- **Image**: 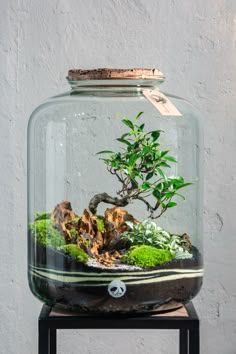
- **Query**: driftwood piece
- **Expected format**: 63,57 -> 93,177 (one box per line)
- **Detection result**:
179,233 -> 192,252
78,208 -> 97,237
77,209 -> 104,255
50,201 -> 139,266
103,207 -> 139,249
91,231 -> 104,255
51,201 -> 78,240
97,250 -> 122,267
105,207 -> 138,233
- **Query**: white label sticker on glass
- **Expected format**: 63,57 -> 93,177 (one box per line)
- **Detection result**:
143,90 -> 182,116
108,279 -> 126,298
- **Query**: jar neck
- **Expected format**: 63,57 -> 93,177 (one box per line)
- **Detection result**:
67,78 -> 164,92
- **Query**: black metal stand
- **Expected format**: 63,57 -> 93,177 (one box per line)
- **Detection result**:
38,302 -> 200,354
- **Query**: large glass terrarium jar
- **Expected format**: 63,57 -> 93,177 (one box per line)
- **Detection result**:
28,68 -> 203,313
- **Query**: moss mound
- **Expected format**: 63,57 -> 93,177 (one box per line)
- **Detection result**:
35,212 -> 51,220
62,244 -> 88,264
30,219 -> 65,249
122,245 -> 173,268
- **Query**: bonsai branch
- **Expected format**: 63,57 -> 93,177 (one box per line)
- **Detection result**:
89,193 -> 130,214
136,196 -> 162,219
88,189 -> 165,219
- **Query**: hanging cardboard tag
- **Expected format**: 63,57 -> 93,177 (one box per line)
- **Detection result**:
143,90 -> 182,116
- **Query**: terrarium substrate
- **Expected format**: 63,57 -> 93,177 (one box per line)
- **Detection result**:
28,201 -> 203,313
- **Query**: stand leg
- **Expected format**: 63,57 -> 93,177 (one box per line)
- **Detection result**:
50,328 -> 57,354
179,329 -> 188,354
189,328 -> 200,354
38,322 -> 49,354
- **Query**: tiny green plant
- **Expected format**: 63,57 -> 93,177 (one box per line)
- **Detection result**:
69,228 -> 77,239
121,220 -> 192,259
96,217 -> 105,233
89,112 -> 191,218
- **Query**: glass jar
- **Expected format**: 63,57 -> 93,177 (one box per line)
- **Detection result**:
28,68 -> 203,313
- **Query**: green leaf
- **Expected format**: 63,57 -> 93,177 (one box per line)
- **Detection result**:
176,182 -> 192,190
96,150 -> 114,155
159,161 -> 171,168
166,202 -> 177,208
141,182 -> 151,190
160,150 -> 169,157
153,189 -> 161,199
165,192 -> 175,199
146,172 -> 154,180
164,156 -> 177,163
156,168 -> 166,180
116,138 -> 131,146
168,176 -> 184,185
98,158 -> 109,162
151,130 -> 162,141
128,154 -> 138,166
122,119 -> 134,129
135,111 -> 144,121
138,123 -> 145,131
156,182 -> 164,191
111,161 -> 118,167
142,146 -> 152,155
114,152 -> 122,161
120,132 -> 130,139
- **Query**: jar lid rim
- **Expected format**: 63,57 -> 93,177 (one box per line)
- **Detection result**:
67,68 -> 164,81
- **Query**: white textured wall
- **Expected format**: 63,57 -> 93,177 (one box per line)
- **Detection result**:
0,1 -> 236,353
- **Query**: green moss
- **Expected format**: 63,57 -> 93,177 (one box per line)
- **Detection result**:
62,244 -> 88,264
30,219 -> 65,249
122,245 -> 173,268
35,211 -> 51,220
96,217 -> 105,233
69,229 -> 77,237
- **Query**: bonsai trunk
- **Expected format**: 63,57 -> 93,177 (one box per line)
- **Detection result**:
88,193 -> 129,214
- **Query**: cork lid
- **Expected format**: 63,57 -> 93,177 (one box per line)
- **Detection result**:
67,68 -> 164,81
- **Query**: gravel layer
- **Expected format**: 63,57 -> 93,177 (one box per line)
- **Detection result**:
87,257 -> 142,271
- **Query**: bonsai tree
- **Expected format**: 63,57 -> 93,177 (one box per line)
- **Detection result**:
89,112 -> 191,219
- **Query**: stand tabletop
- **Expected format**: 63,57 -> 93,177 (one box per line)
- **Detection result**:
39,302 -> 199,330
